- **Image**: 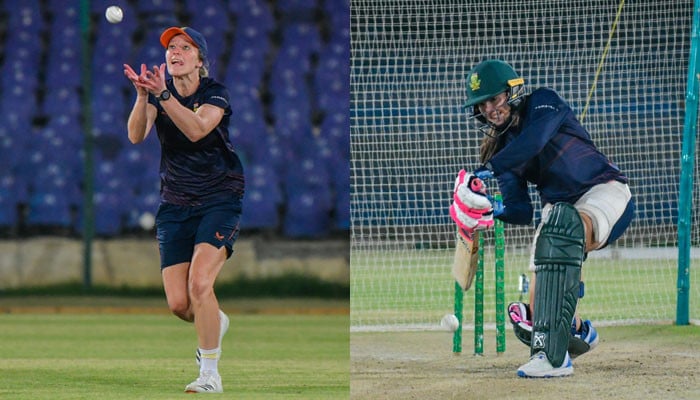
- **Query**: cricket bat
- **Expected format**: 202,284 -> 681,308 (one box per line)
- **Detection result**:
452,230 -> 480,291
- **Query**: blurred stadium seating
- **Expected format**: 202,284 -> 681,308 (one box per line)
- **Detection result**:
0,0 -> 349,239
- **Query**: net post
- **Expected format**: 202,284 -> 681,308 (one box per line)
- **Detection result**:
676,0 -> 700,326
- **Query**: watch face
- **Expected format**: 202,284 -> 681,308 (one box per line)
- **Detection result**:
160,90 -> 170,100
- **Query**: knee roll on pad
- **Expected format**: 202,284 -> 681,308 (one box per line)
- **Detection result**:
531,202 -> 585,367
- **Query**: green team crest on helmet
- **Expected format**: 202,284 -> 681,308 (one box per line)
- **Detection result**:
464,59 -> 524,107
470,73 -> 481,92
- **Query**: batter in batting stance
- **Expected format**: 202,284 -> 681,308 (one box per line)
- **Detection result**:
124,27 -> 244,392
449,59 -> 634,377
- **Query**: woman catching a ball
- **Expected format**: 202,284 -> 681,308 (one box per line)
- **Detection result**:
123,27 -> 244,393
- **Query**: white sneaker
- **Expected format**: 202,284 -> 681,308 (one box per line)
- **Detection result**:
517,351 -> 573,378
196,310 -> 229,365
218,310 -> 229,349
184,371 -> 223,393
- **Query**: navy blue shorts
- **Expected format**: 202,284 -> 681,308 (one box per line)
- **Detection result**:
155,199 -> 242,269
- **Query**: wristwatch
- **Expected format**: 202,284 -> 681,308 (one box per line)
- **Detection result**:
157,89 -> 171,101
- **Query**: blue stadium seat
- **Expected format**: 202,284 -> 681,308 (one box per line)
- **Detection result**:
42,113 -> 84,151
323,0 -> 350,21
93,191 -> 126,236
2,57 -> 40,93
330,156 -> 350,230
134,37 -> 167,69
323,0 -> 350,41
334,185 -> 350,230
270,75 -> 312,141
94,160 -> 129,194
88,0 -> 131,14
320,111 -> 350,159
230,105 -> 268,165
33,162 -> 82,207
183,0 -> 226,15
134,0 -> 177,14
26,179 -> 76,228
225,39 -> 270,88
50,20 -> 79,42
277,0 -> 318,18
240,163 -> 282,230
0,128 -> 23,172
2,0 -> 350,238
92,59 -> 128,85
273,103 -> 312,150
46,28 -> 80,76
257,133 -> 287,177
232,20 -> 273,52
283,186 -> 332,238
47,0 -> 79,15
229,0 -> 275,32
285,155 -> 330,194
123,191 -> 160,232
92,83 -> 126,126
0,183 -> 18,227
118,147 -> 150,179
135,173 -> 161,209
42,86 -> 82,117
185,0 -> 229,65
7,2 -> 43,32
280,22 -> 321,58
314,41 -> 350,114
283,153 -> 333,238
1,86 -> 38,124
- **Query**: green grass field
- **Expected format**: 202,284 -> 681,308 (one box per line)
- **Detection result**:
0,313 -> 349,399
351,248 -> 700,328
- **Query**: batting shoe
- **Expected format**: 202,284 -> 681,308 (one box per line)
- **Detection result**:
195,310 -> 230,365
517,351 -> 573,378
575,319 -> 599,350
185,370 -> 223,393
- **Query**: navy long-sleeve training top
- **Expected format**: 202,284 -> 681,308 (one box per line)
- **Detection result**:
484,88 -> 627,225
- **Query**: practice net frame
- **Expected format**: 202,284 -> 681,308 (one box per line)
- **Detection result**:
350,0 -> 699,332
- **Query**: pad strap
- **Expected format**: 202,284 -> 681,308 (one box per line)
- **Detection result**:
531,203 -> 585,367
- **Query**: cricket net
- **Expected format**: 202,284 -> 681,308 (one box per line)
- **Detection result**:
350,0 -> 699,331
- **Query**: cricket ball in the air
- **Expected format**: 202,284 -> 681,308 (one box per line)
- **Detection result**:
105,6 -> 123,24
440,314 -> 460,332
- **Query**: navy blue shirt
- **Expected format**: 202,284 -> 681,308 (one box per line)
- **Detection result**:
148,77 -> 245,206
485,88 -> 627,225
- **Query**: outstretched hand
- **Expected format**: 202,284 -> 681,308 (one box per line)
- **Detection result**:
123,63 -> 167,96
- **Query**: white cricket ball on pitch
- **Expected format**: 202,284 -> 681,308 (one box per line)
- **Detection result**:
105,6 -> 123,24
440,314 -> 460,332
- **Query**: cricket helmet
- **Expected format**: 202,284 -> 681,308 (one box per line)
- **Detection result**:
463,59 -> 524,109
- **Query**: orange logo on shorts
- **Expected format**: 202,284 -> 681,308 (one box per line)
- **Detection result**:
215,232 -> 225,241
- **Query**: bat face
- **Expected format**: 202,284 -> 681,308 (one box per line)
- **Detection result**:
453,230 -> 480,291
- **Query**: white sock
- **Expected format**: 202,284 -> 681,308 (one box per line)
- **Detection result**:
199,347 -> 220,375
